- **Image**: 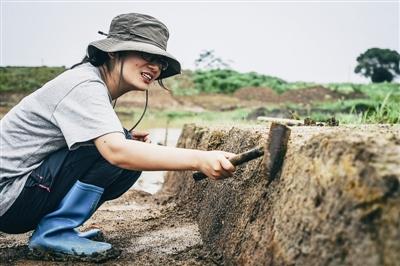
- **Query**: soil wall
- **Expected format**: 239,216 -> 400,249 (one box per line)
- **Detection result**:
162,123 -> 400,266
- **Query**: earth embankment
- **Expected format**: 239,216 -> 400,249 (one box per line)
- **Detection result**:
163,123 -> 400,265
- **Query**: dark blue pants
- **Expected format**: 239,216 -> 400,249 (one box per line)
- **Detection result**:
0,130 -> 141,234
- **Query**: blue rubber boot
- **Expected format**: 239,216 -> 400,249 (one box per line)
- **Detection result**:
28,181 -> 117,261
76,228 -> 103,240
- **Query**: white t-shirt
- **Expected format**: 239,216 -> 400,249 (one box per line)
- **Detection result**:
0,63 -> 124,216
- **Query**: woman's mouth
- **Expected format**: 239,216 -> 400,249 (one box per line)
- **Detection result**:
141,72 -> 153,83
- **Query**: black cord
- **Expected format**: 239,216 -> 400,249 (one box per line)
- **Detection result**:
129,90 -> 148,132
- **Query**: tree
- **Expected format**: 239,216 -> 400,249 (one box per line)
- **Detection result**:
194,50 -> 231,69
355,48 -> 400,83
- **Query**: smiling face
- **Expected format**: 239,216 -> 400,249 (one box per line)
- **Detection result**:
119,52 -> 162,91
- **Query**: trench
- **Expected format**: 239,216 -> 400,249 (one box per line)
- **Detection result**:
1,123 -> 399,265
163,123 -> 400,266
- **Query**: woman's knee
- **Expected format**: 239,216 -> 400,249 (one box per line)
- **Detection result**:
100,170 -> 141,202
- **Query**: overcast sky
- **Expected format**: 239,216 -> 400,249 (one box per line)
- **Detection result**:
1,0 -> 399,83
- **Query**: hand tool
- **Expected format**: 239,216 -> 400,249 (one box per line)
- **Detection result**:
192,122 -> 291,182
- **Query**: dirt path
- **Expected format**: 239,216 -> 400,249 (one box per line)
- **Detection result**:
0,188 -> 221,265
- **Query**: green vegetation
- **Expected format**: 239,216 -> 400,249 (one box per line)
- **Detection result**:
354,48 -> 400,83
0,66 -> 66,92
167,69 -> 315,95
328,83 -> 400,124
1,66 -> 398,124
192,69 -> 285,94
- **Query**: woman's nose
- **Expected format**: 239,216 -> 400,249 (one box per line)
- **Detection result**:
147,63 -> 161,73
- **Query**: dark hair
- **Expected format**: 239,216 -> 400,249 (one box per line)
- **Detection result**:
70,47 -> 168,90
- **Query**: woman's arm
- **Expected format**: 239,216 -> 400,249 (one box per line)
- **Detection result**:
94,132 -> 236,179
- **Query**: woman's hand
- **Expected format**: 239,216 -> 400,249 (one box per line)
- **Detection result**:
197,151 -> 236,180
131,130 -> 151,143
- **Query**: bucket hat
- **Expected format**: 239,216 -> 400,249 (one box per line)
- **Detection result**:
88,13 -> 181,79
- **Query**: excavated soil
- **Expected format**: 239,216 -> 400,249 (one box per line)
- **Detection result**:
0,189 -> 220,265
163,123 -> 400,266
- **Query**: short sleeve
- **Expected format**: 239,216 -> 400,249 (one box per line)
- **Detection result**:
52,80 -> 124,149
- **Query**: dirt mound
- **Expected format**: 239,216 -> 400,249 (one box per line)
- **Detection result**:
280,86 -> 345,104
117,85 -> 181,109
176,94 -> 243,111
163,124 -> 400,265
234,86 -> 355,104
233,87 -> 279,102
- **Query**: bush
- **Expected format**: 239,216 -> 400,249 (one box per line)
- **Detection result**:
192,69 -> 287,94
0,66 -> 66,92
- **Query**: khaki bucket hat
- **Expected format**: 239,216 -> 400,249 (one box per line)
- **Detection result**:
88,13 -> 181,79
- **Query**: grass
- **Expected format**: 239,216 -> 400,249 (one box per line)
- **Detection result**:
0,66 -> 66,92
361,92 -> 400,124
281,93 -> 399,124
1,66 -> 399,124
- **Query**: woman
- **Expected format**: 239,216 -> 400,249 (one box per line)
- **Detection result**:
0,13 -> 235,260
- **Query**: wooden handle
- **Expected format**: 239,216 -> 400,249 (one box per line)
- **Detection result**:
192,172 -> 209,181
192,146 -> 264,182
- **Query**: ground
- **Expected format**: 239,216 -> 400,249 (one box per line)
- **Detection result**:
97,85 -> 361,112
0,188 -> 221,265
163,124 -> 400,266
0,86 -> 395,265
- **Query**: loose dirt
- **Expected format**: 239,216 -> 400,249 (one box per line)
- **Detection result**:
233,86 -> 279,103
234,85 -> 364,105
0,189 -> 220,265
163,123 -> 400,266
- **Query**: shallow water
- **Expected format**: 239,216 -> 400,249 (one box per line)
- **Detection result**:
131,128 -> 182,194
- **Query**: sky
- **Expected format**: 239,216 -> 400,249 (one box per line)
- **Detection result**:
1,0 -> 399,84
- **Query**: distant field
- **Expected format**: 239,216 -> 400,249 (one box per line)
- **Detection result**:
0,66 -> 399,124
0,66 -> 66,92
